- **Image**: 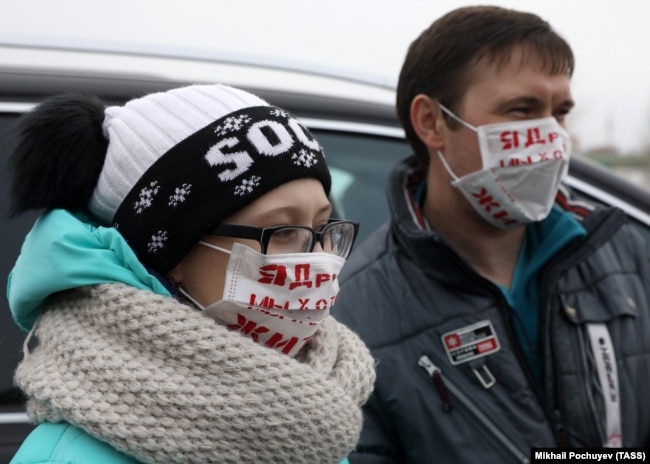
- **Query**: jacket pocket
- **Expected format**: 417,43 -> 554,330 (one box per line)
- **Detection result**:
556,288 -> 632,447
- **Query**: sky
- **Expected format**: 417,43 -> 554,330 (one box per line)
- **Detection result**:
2,0 -> 650,154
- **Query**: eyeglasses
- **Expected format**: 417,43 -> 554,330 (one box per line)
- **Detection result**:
210,218 -> 359,258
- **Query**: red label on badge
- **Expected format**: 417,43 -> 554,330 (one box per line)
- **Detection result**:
441,320 -> 500,365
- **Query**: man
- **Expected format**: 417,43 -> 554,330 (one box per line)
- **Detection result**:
332,5 -> 650,463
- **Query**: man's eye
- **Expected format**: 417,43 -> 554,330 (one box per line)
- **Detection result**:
553,109 -> 570,124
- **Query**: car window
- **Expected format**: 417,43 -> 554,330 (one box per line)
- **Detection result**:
311,130 -> 409,245
565,177 -> 650,250
0,114 -> 39,410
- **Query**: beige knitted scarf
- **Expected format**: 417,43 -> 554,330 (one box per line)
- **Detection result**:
15,283 -> 376,463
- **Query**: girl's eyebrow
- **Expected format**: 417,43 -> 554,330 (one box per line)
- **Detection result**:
253,203 -> 333,223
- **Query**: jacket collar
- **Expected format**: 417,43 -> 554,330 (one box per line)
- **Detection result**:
386,155 -> 620,290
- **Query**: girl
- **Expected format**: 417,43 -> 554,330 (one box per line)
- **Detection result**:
7,84 -> 375,464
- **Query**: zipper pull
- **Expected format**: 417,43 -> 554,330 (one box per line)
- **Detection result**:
418,355 -> 452,412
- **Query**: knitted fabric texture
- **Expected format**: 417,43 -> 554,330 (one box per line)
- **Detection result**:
89,84 -> 331,274
15,284 -> 376,464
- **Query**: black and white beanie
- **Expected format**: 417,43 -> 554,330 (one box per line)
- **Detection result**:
9,84 -> 331,275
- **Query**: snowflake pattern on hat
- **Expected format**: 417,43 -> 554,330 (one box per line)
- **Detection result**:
169,183 -> 192,207
112,105 -> 331,275
292,149 -> 319,168
147,230 -> 168,254
235,175 -> 261,196
215,114 -> 253,136
134,181 -> 160,214
270,108 -> 288,118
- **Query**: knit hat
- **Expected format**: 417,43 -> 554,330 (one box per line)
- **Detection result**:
9,84 -> 331,275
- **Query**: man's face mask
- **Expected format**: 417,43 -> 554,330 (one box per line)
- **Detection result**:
436,103 -> 572,229
180,242 -> 346,357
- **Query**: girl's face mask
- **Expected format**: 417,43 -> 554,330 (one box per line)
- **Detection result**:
180,242 -> 346,357
437,103 -> 571,229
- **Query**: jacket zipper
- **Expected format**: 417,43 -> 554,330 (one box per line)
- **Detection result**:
418,355 -> 530,464
440,246 -> 566,445
536,208 -> 625,448
541,294 -> 570,447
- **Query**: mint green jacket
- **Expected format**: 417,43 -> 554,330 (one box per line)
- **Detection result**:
11,423 -> 351,464
11,423 -> 135,464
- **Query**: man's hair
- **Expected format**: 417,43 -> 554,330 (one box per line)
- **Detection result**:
396,6 -> 575,168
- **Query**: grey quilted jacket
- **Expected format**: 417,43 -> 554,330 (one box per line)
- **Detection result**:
332,156 -> 650,463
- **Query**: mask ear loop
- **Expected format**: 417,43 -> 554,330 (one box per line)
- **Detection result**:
437,103 -> 478,132
198,241 -> 232,254
436,150 -> 460,182
171,241 -> 233,311
177,286 -> 206,311
167,275 -> 204,310
436,103 -> 479,182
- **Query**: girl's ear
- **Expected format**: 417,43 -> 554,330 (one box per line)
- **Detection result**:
410,94 -> 446,151
8,93 -> 108,216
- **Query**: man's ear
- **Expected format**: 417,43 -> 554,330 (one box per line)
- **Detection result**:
410,94 -> 445,150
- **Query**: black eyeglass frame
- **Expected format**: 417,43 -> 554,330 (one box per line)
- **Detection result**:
210,218 -> 360,257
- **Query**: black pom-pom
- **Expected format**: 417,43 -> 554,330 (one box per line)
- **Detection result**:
7,93 -> 108,216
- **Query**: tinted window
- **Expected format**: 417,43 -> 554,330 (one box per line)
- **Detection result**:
0,114 -> 39,410
312,130 -> 408,245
